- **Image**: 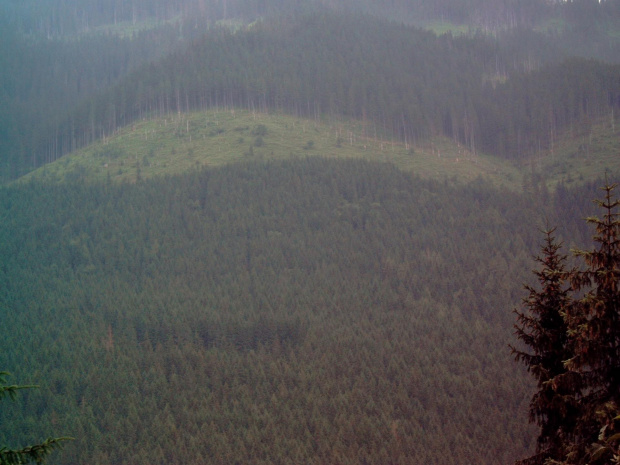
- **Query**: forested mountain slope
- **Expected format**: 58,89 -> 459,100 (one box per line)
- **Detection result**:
0,15 -> 203,181
4,0 -> 620,38
2,1 -> 619,463
2,4 -> 619,182
8,11 -> 617,183
0,156 -> 607,464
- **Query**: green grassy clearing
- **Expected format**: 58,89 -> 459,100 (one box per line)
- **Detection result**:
19,109 -> 619,191
524,118 -> 620,190
533,18 -> 568,35
419,20 -> 470,36
74,15 -> 182,39
73,16 -> 246,39
20,109 -> 522,188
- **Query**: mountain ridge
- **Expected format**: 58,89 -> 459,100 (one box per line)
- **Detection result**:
16,109 -> 619,192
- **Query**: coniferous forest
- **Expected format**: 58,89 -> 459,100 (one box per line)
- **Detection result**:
1,1 -> 620,181
1,0 -> 620,464
0,158 -> 613,464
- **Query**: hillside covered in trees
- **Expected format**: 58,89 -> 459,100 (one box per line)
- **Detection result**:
3,0 -> 620,36
0,156 -> 609,464
1,1 -> 620,464
1,0 -> 619,181
36,14 -> 619,167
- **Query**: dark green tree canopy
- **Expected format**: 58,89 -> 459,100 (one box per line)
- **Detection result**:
514,182 -> 620,465
512,229 -> 577,465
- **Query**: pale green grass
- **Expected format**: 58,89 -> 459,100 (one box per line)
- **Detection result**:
524,118 -> 620,190
75,16 -> 244,39
419,21 -> 470,36
606,25 -> 620,40
75,16 -> 182,39
534,18 -> 568,35
21,109 -> 525,189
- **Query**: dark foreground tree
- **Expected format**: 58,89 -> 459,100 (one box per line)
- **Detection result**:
563,182 -> 620,465
512,229 -> 578,465
514,182 -> 620,465
0,371 -> 72,465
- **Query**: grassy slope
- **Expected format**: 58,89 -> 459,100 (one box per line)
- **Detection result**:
73,16 -> 181,38
19,109 -> 619,189
73,16 -> 246,39
525,118 -> 620,190
20,109 -> 522,187
418,20 -> 470,36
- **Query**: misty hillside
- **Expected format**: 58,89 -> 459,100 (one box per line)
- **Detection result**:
1,2 -> 619,182
1,1 -> 620,464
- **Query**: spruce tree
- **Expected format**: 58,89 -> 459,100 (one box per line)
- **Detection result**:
512,229 -> 577,465
0,371 -> 72,465
514,182 -> 620,465
562,181 -> 620,465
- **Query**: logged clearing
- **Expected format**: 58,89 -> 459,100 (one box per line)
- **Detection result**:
20,109 -> 619,190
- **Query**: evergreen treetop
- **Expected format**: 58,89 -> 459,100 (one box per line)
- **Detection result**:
0,372 -> 72,465
512,229 -> 577,465
515,182 -> 620,465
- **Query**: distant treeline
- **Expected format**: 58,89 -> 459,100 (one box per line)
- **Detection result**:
3,0 -> 620,36
0,19 -> 198,180
21,14 -> 620,171
1,4 -> 619,181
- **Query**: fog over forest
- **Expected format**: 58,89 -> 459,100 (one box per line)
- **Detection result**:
1,1 -> 619,464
